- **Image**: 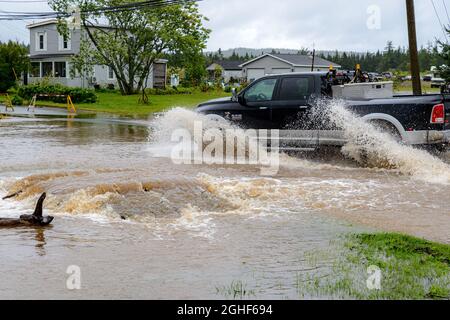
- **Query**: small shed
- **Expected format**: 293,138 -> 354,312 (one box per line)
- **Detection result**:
149,59 -> 168,89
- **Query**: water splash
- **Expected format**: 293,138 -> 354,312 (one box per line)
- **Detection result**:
148,107 -> 269,166
318,99 -> 450,184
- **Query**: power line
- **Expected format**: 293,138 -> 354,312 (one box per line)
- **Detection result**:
443,0 -> 450,24
430,0 -> 448,42
84,0 -> 201,15
0,1 -> 48,2
0,0 -> 200,20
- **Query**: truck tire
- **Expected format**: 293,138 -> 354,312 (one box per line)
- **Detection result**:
205,114 -> 228,126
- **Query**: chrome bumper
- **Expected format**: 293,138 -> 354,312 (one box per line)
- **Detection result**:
444,130 -> 450,143
403,130 -> 450,145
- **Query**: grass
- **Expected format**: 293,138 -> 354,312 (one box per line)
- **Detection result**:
298,233 -> 450,300
394,80 -> 441,93
215,280 -> 256,299
0,80 -> 441,116
0,90 -> 229,116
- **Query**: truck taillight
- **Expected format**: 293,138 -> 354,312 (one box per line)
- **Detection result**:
431,104 -> 445,124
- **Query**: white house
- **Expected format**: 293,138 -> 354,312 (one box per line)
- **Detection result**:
239,53 -> 341,82
27,19 -> 168,89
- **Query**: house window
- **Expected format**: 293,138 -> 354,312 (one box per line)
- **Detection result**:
30,62 -> 40,77
41,62 -> 53,77
108,66 -> 115,80
54,62 -> 67,78
36,32 -> 46,51
58,33 -> 71,51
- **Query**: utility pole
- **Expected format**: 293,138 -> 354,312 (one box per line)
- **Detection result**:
311,43 -> 315,72
406,0 -> 422,95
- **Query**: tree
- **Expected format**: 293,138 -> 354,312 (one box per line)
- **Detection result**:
438,27 -> 450,83
183,53 -> 207,87
297,47 -> 310,55
49,0 -> 210,95
217,48 -> 224,60
0,41 -> 29,92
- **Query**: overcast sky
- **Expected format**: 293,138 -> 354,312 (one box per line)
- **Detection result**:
0,0 -> 448,52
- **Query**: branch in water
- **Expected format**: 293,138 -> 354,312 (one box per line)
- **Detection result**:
2,190 -> 23,200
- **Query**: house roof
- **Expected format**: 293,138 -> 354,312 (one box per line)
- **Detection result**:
207,60 -> 244,71
27,19 -> 59,29
26,18 -> 111,30
240,53 -> 341,68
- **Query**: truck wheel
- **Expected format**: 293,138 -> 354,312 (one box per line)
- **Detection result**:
370,120 -> 403,143
205,114 -> 228,126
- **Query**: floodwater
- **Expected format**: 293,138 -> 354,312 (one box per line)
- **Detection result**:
0,103 -> 449,299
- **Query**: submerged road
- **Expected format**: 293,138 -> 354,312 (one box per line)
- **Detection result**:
0,107 -> 449,299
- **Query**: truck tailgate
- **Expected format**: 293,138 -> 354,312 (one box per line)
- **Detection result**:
445,94 -> 450,131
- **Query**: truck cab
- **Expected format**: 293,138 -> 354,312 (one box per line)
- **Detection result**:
198,72 -> 322,128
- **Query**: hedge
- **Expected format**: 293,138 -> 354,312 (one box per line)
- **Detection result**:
18,84 -> 97,103
145,87 -> 193,95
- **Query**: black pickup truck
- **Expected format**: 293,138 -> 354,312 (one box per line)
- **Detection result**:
196,72 -> 450,150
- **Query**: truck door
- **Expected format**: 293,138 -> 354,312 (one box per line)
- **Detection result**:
270,75 -> 318,148
239,77 -> 277,129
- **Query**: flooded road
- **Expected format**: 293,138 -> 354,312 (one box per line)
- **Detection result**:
0,107 -> 449,299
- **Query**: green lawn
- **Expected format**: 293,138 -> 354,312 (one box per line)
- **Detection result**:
0,81 -> 442,117
1,90 -> 230,116
299,232 -> 450,299
394,80 -> 441,94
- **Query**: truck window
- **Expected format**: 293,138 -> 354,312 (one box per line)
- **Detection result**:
278,77 -> 313,100
244,78 -> 277,102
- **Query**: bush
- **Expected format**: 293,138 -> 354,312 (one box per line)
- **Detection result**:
18,84 -> 97,103
11,95 -> 23,105
145,87 -> 193,95
94,83 -> 117,93
199,82 -> 213,92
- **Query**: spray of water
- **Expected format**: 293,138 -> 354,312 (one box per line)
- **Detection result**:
319,99 -> 450,184
148,107 -> 268,164
148,105 -> 450,184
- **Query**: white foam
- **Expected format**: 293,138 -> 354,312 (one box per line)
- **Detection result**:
322,100 -> 450,184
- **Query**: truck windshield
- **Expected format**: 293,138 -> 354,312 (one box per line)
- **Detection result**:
244,78 -> 277,102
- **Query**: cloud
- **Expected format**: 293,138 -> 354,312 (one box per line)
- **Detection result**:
0,0 -> 447,51
198,0 -> 448,51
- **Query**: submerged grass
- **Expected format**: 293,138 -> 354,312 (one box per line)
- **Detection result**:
299,232 -> 450,300
215,280 -> 256,300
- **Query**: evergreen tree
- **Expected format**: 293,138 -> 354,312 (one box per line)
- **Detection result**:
438,27 -> 450,82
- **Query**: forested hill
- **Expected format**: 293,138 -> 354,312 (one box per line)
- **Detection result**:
206,41 -> 446,73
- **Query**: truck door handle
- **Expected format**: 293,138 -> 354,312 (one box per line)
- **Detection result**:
298,106 -> 309,109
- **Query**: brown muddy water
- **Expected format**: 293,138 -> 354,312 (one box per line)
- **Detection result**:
0,105 -> 449,299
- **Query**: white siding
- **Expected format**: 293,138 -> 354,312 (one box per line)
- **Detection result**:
223,70 -> 242,82
247,69 -> 265,81
243,56 -> 291,81
271,68 -> 292,74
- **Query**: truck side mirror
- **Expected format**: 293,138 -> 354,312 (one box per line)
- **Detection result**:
231,88 -> 238,101
238,94 -> 246,106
